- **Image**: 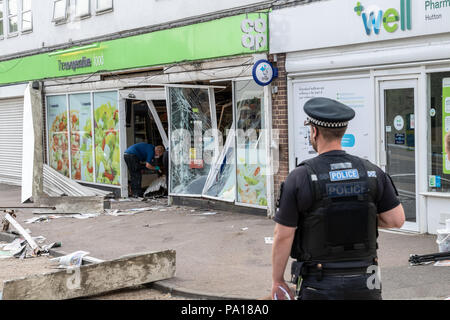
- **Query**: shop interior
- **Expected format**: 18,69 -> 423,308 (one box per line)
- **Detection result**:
124,81 -> 234,197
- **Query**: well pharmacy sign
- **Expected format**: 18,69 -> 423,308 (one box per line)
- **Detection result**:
270,0 -> 450,53
354,0 -> 412,35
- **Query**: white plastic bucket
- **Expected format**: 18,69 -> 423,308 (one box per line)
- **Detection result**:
436,219 -> 450,253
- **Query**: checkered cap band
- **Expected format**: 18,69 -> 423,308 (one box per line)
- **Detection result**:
307,117 -> 349,128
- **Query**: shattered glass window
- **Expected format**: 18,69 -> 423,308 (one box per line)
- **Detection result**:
169,87 -> 214,195
235,80 -> 267,207
203,128 -> 236,201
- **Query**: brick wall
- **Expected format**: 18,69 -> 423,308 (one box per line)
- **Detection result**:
269,53 -> 289,204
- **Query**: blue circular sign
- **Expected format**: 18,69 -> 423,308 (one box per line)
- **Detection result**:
252,60 -> 276,86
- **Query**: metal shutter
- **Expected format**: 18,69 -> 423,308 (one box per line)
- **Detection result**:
0,97 -> 23,186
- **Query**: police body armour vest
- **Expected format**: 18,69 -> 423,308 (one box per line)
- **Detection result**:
291,153 -> 379,263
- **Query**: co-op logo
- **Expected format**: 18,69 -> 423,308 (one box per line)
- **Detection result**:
354,0 -> 412,35
241,17 -> 267,50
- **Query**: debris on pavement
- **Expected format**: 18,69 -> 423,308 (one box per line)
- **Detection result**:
241,227 -> 249,231
409,251 -> 450,266
51,251 -> 90,269
24,213 -> 100,224
1,210 -> 16,232
434,260 -> 450,267
189,211 -> 218,216
104,207 -> 163,217
143,176 -> 167,197
1,213 -> 63,260
264,237 -> 274,244
4,213 -> 39,254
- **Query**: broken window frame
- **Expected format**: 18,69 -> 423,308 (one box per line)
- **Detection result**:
164,80 -> 271,209
166,84 -> 221,198
234,79 -> 269,209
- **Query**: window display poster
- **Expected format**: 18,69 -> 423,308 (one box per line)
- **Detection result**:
292,78 -> 374,166
442,79 -> 450,174
235,80 -> 268,207
93,91 -> 120,185
69,94 -> 93,182
47,95 -> 70,177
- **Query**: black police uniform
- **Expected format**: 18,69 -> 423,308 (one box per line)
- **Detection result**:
274,98 -> 400,300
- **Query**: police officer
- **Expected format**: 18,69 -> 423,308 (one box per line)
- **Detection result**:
271,97 -> 405,300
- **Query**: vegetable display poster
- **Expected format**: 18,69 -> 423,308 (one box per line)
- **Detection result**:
443,78 -> 450,174
93,91 -> 120,185
235,81 -> 267,207
47,95 -> 70,177
70,94 -> 93,182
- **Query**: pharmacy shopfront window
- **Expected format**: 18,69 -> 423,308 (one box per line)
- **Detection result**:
428,73 -> 450,192
46,91 -> 121,186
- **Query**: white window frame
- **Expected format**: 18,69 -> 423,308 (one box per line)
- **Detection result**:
95,0 -> 113,15
52,0 -> 68,24
74,0 -> 91,19
0,0 -> 4,39
7,0 -> 18,36
21,0 -> 32,33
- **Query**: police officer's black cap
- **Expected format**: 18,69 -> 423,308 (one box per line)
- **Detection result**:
304,97 -> 355,128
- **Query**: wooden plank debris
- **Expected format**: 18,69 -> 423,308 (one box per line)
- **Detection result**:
1,250 -> 176,300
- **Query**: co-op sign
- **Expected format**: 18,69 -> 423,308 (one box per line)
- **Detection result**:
241,17 -> 267,50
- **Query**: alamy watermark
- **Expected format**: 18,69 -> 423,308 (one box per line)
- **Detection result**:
366,265 -> 382,290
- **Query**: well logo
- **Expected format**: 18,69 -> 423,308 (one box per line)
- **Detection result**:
354,0 -> 412,35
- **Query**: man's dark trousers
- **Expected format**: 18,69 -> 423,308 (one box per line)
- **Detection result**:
124,153 -> 143,197
298,274 -> 382,300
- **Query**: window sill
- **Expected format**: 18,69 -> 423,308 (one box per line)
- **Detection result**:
21,30 -> 33,35
7,33 -> 19,38
420,192 -> 450,199
53,19 -> 68,26
73,14 -> 92,21
95,8 -> 113,16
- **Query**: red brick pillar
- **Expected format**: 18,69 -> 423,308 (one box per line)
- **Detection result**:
269,53 -> 289,209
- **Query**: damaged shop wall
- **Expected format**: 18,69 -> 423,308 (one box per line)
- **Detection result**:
21,82 -> 108,213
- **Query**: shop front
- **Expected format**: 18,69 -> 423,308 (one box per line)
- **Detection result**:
270,0 -> 450,233
4,12 -> 275,214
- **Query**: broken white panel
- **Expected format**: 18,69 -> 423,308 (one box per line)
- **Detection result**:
43,164 -> 112,197
21,83 -> 33,203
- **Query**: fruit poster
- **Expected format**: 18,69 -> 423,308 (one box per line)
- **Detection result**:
94,91 -> 120,185
69,94 -> 94,182
47,95 -> 70,177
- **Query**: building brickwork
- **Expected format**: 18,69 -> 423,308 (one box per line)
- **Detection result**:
269,53 -> 289,206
